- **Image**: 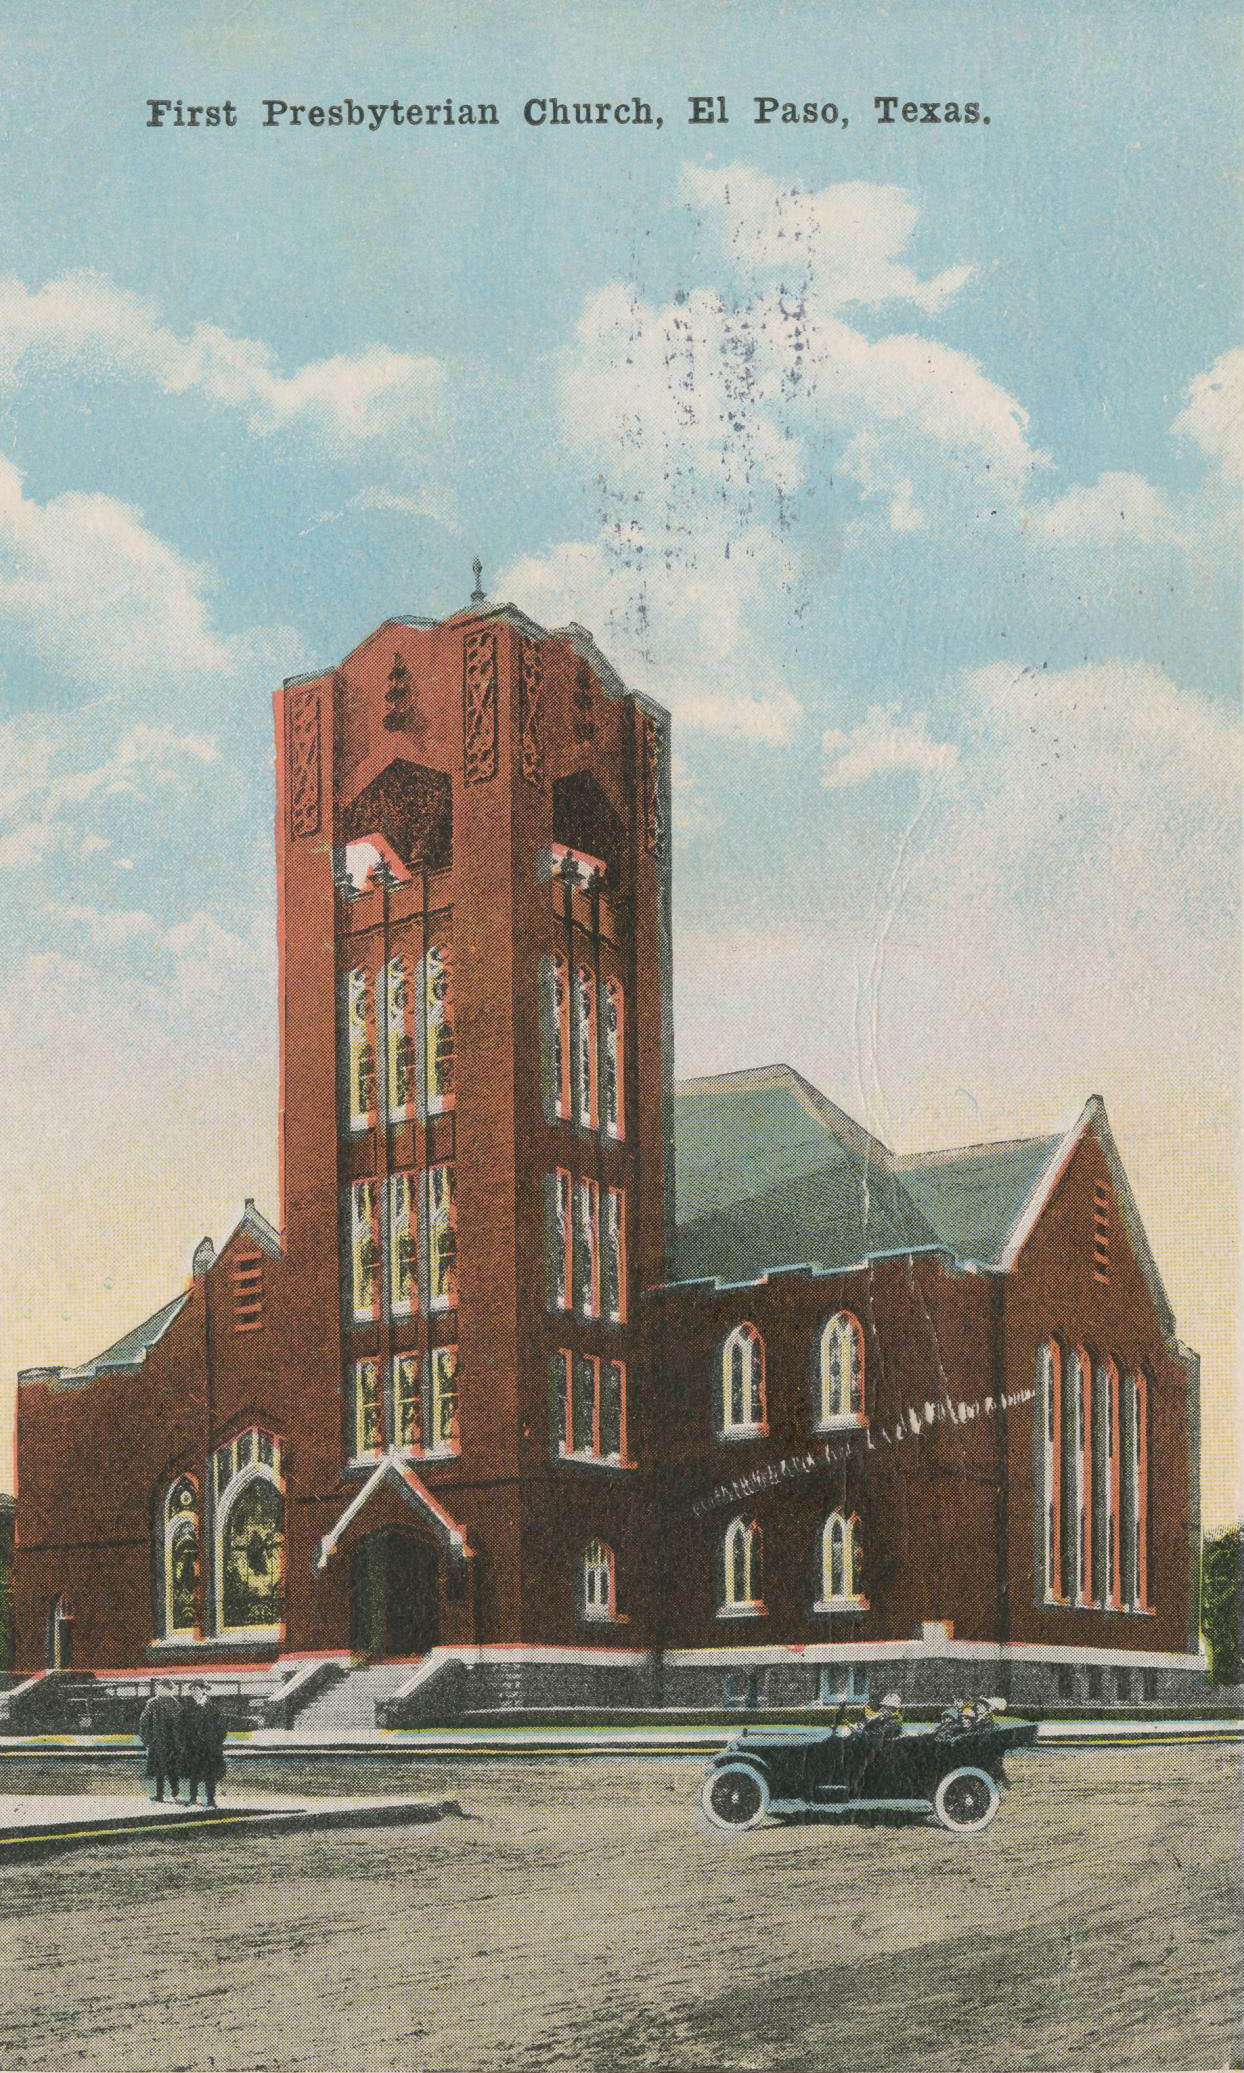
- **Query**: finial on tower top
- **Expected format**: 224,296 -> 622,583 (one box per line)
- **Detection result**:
470,556 -> 486,605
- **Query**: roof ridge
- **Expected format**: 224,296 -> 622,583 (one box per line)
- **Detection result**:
893,1129 -> 1062,1168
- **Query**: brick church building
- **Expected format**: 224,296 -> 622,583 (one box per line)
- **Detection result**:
12,593 -> 1207,1714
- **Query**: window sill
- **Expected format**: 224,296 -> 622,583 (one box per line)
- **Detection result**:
719,1424 -> 768,1444
815,1413 -> 868,1434
557,1450 -> 635,1471
813,1596 -> 870,1615
582,1609 -> 630,1626
717,1602 -> 767,1620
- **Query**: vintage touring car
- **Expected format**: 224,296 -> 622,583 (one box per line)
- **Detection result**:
699,1707 -> 1037,1835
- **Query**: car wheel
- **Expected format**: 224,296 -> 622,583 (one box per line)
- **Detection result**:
933,1766 -> 1000,1834
700,1763 -> 770,1832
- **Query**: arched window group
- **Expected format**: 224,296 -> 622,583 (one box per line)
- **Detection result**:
721,1324 -> 766,1435
154,1432 -> 287,1643
717,1511 -> 865,1616
1039,1339 -> 1148,1611
716,1314 -> 866,1439
540,954 -> 624,1140
345,948 -> 456,1132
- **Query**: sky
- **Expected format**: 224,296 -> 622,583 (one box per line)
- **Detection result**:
0,0 -> 1239,1529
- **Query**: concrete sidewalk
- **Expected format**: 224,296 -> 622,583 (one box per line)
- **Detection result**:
0,1716 -> 1240,1760
0,1789 -> 463,1859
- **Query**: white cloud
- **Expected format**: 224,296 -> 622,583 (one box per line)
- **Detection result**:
0,713 -> 219,871
0,454 -> 231,681
681,166 -> 973,313
1030,471 -> 1186,547
822,705 -> 959,789
501,525 -> 803,745
0,271 -> 447,462
1173,345 -> 1244,480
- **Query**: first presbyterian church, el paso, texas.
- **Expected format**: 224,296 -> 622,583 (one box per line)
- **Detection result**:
12,585 -> 1207,1718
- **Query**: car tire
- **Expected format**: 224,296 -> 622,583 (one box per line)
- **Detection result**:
933,1765 -> 1000,1834
699,1763 -> 771,1833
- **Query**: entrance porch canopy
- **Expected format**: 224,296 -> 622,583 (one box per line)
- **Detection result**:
315,1451 -> 473,1574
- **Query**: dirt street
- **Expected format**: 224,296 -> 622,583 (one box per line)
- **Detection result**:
0,1742 -> 1238,2072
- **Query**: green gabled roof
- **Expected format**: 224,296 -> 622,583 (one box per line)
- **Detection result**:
893,1135 -> 1064,1269
78,1291 -> 189,1375
672,1065 -> 936,1283
670,1065 -> 1069,1286
673,1150 -> 940,1284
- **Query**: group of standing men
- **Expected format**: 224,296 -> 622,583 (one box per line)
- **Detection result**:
137,1680 -> 227,1806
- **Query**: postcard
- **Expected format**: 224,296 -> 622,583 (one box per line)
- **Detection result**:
0,3 -> 1239,2070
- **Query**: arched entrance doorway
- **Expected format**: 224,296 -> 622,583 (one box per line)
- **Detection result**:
350,1528 -> 439,1658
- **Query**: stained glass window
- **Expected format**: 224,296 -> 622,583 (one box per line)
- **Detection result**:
220,1475 -> 285,1632
820,1313 -> 864,1422
385,955 -> 417,1122
576,1179 -> 599,1318
425,943 -> 455,1113
350,1179 -> 382,1322
574,965 -> 597,1129
821,1513 -> 863,1604
346,967 -> 377,1131
430,1345 -> 459,1452
551,1349 -> 571,1454
600,1361 -> 625,1462
603,978 -> 624,1139
163,1477 -> 199,1637
394,1352 -> 422,1452
721,1325 -> 765,1433
547,955 -> 571,1120
724,1517 -> 762,1608
388,1171 -> 418,1317
550,1170 -> 572,1310
427,1164 -> 457,1311
353,1358 -> 383,1458
604,1188 -> 625,1324
583,1540 -> 615,1619
573,1355 -> 598,1455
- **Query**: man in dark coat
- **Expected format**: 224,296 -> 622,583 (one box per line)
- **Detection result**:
174,1684 -> 202,1804
137,1679 -> 181,1802
191,1683 -> 227,1808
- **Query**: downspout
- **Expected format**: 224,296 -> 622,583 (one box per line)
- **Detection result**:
990,1273 -> 1011,1697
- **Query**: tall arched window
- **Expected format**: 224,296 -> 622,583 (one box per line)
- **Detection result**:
387,1171 -> 418,1318
160,1474 -> 200,1637
819,1313 -> 865,1425
351,1358 -> 383,1461
424,942 -> 455,1113
722,1516 -> 764,1611
1039,1341 -> 1064,1603
385,954 -> 417,1122
346,967 -> 377,1131
574,964 -> 597,1129
1126,1372 -> 1150,1610
582,1539 -> 616,1621
603,977 -> 624,1139
350,1178 -> 382,1323
721,1324 -> 766,1435
819,1512 -> 865,1607
543,954 -> 571,1121
1068,1345 -> 1093,1605
1097,1357 -> 1122,1609
214,1431 -> 285,1636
